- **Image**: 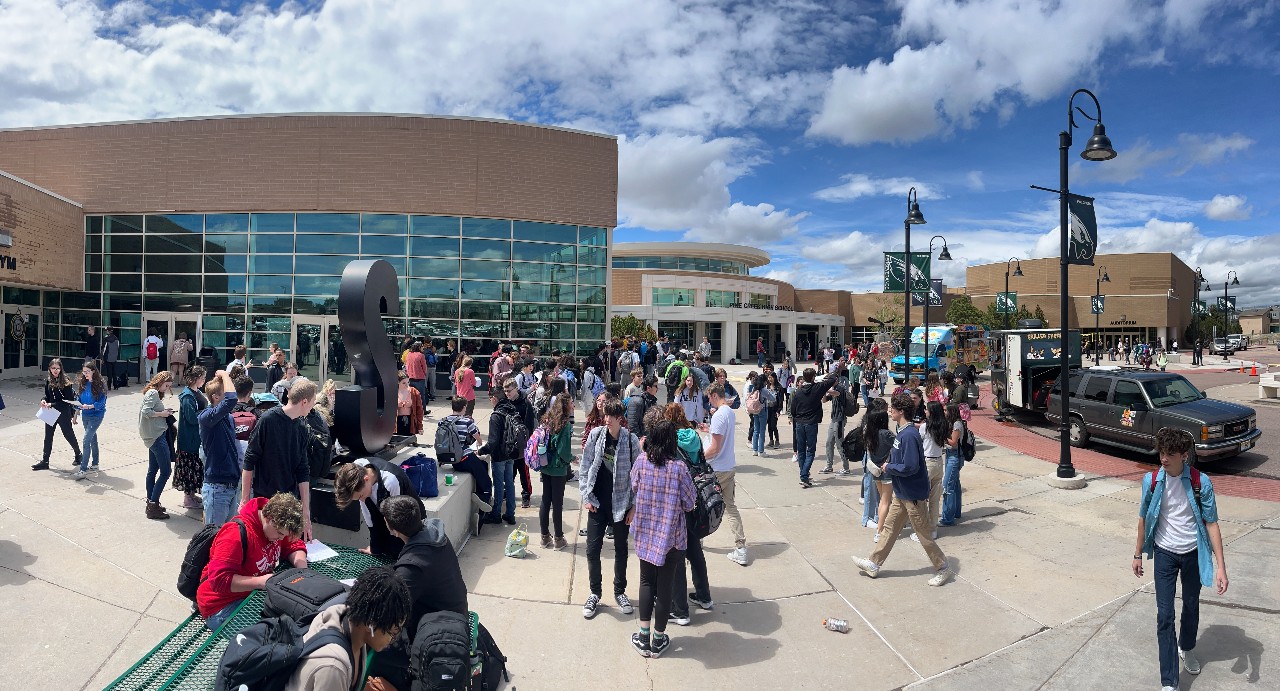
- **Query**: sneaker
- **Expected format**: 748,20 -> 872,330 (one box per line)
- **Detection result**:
819,466 -> 833,474
470,494 -> 493,513
911,532 -> 920,543
615,593 -> 634,614
671,613 -> 691,626
858,496 -> 865,504
72,470 -> 88,481
541,534 -> 553,548
873,531 -> 881,543
1180,648 -> 1201,675
502,515 -> 516,526
582,594 -> 601,619
605,525 -> 614,540
182,496 -> 202,510
579,528 -> 588,537
928,568 -> 953,587
631,632 -> 651,658
800,478 -> 814,488
554,536 -> 568,550
851,556 -> 880,578
31,460 -> 50,471
865,520 -> 878,530
838,469 -> 853,476
649,633 -> 671,658
727,547 -> 748,566
689,595 -> 714,611
1162,687 -> 1177,691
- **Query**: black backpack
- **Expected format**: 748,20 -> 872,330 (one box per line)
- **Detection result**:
499,410 -> 530,460
841,428 -> 866,462
687,471 -> 725,540
213,614 -> 352,691
303,410 -> 333,480
960,422 -> 977,462
410,611 -> 474,691
261,568 -> 349,625
177,518 -> 247,602
665,362 -> 684,389
841,386 -> 860,418
473,621 -> 509,691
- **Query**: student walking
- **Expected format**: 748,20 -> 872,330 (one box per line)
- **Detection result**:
169,332 -> 194,380
852,393 -> 953,586
139,371 -> 176,519
101,327 -> 121,390
821,369 -> 852,475
580,399 -> 640,620
860,403 -> 893,531
1134,428 -> 1229,691
627,417 -> 697,658
33,359 -> 82,471
72,361 -> 107,479
939,403 -> 966,527
703,382 -> 749,565
173,366 -> 208,511
539,393 -> 575,550
745,372 -> 769,456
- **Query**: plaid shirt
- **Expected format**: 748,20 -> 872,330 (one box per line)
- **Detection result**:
629,452 -> 697,565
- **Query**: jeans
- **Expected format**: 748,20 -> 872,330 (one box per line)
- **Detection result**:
940,449 -> 963,525
1154,546 -> 1201,688
204,601 -> 240,632
79,415 -> 103,471
861,466 -> 881,526
202,481 -> 240,525
585,510 -> 629,596
795,422 -> 818,482
409,378 -> 427,404
750,411 -> 767,453
146,435 -> 173,503
670,533 -> 711,617
539,474 -> 568,537
757,352 -> 765,367
824,414 -> 848,471
639,549 -> 683,632
144,357 -> 159,381
490,459 -> 515,520
861,384 -> 872,408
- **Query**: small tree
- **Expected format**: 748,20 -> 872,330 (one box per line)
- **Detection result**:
873,294 -> 904,341
609,314 -> 656,342
1032,304 -> 1049,327
945,294 -> 988,328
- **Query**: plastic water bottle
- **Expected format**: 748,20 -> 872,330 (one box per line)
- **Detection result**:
823,617 -> 849,633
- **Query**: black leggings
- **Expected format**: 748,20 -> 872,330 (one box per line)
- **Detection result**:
43,405 -> 81,461
539,474 -> 568,537
766,408 -> 780,445
639,549 -> 683,632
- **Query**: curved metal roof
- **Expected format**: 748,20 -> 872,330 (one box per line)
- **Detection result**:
612,242 -> 770,268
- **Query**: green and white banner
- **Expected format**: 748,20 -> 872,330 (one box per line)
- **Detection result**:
1193,299 -> 1208,315
1066,193 -> 1098,266
883,252 -> 931,293
1091,295 -> 1105,314
996,291 -> 1018,314
911,278 -> 944,307
1217,296 -> 1236,311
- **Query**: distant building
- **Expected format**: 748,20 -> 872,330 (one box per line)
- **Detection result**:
1239,307 -> 1279,336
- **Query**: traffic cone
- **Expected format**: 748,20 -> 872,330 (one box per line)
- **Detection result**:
1251,364 -> 1258,376
1240,364 -> 1246,374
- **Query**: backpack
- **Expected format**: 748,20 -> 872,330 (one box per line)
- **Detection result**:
213,614 -> 352,691
146,340 -> 158,360
687,471 -> 725,540
409,610 -> 474,691
959,422 -> 977,462
474,621 -> 510,691
745,388 -> 763,415
499,410 -> 530,460
523,425 -> 550,471
435,416 -> 463,460
232,405 -> 259,442
617,351 -> 636,375
586,370 -> 604,399
427,352 -> 438,366
665,362 -> 684,389
842,386 -> 860,418
261,568 -> 349,624
841,428 -> 866,463
1144,467 -> 1204,518
177,518 -> 247,602
303,411 -> 332,480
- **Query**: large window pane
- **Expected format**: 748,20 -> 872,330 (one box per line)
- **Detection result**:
204,295 -> 248,311
460,281 -> 509,302
107,294 -> 143,311
462,218 -> 510,239
511,242 -> 574,263
85,255 -> 103,273
86,216 -> 103,235
144,294 -> 201,312
294,275 -> 340,296
147,274 -> 203,294
577,306 -> 606,323
297,234 -> 358,255
461,302 -> 509,320
145,254 -> 203,273
103,274 -> 142,292
409,300 -> 459,319
362,235 -> 406,256
294,297 -> 339,315
511,262 -> 573,284
652,288 -> 693,306
362,214 -> 408,235
577,324 -> 605,341
205,213 -> 249,233
460,260 -> 508,281
297,213 -> 358,234
251,213 -> 295,233
207,254 -> 248,274
513,221 -> 576,244
251,234 -> 295,254
460,321 -> 509,338
249,297 -> 293,314
462,239 -> 509,261
511,282 -> 574,304
209,275 -> 248,294
147,214 -> 203,234
579,247 -> 606,266
204,233 -> 248,253
104,235 -> 143,253
295,254 -> 353,275
578,287 -> 605,305
249,275 -> 292,295
85,235 -> 103,254
63,293 -> 101,310
411,216 -> 460,236
409,257 -> 460,279
408,279 -> 459,300
512,304 -> 575,322
104,215 -> 143,234
579,226 -> 607,246
512,323 -> 572,340
410,236 -> 461,258
250,255 -> 295,274
706,290 -> 739,307
577,266 -> 605,286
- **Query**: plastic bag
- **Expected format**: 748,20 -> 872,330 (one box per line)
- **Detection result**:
505,523 -> 529,558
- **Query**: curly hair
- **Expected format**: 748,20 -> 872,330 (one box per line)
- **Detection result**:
642,418 -> 676,466
1155,427 -> 1193,456
663,402 -> 693,429
260,492 -> 303,537
142,370 -> 174,397
345,565 -> 412,633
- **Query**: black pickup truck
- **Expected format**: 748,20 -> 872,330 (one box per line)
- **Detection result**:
1045,367 -> 1259,462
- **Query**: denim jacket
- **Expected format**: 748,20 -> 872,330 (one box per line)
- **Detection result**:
1140,468 -> 1219,586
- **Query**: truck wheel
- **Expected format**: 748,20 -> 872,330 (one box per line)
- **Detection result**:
1068,416 -> 1089,448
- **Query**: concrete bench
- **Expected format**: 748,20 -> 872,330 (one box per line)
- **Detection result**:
1260,372 -> 1280,399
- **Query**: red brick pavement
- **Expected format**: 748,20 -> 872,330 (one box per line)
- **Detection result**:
969,384 -> 1280,503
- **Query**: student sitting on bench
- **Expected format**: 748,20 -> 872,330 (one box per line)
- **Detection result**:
437,396 -> 493,517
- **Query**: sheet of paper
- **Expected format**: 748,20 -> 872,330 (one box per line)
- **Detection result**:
305,539 -> 339,563
36,406 -> 61,426
340,578 -> 356,587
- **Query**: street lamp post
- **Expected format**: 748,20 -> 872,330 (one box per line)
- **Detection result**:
1223,271 -> 1240,360
903,188 -> 927,372
1054,88 -> 1117,481
924,236 -> 952,375
1194,267 -> 1206,365
1094,266 -> 1110,366
1004,257 -> 1023,330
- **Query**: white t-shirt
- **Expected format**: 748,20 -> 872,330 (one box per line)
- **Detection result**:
920,425 -> 944,459
354,459 -> 402,529
708,404 -> 737,473
1154,468 -> 1198,554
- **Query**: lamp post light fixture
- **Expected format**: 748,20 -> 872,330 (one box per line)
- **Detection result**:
1053,88 -> 1117,483
1094,266 -> 1110,366
1194,267 -> 1207,363
923,235 -> 952,376
902,187 -> 927,366
1004,257 -> 1023,330
1223,271 -> 1239,360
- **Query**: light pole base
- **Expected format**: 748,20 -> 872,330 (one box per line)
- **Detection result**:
1044,473 -> 1088,490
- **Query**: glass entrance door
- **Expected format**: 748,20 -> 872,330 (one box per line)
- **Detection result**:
143,312 -> 201,378
294,316 -> 348,385
1,306 -> 39,377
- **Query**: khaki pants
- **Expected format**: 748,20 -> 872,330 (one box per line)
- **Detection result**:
716,470 -> 747,549
926,457 -> 944,532
870,496 -> 947,571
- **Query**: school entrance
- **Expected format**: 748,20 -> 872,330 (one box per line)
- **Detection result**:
0,305 -> 39,378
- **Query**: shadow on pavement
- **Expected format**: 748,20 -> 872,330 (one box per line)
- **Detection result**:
0,540 -> 37,587
1189,624 -> 1264,685
667,630 -> 780,667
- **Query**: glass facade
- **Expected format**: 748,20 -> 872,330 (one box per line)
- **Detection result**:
705,290 -> 739,308
61,213 -> 609,366
651,288 -> 695,306
614,255 -> 749,275
746,292 -> 774,308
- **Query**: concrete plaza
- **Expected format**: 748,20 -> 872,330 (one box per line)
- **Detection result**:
0,368 -> 1275,690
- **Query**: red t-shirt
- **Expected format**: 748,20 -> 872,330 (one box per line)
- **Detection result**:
196,496 -> 306,618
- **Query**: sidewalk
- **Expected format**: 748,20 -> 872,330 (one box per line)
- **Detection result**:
0,373 -> 1275,690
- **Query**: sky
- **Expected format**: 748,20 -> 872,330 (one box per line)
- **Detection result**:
2,0 -> 1278,307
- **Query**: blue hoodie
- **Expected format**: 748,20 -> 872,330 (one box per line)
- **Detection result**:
885,424 -> 930,501
198,391 -> 240,486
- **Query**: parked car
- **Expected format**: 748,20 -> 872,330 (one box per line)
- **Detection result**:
1046,367 -> 1259,462
1209,338 -> 1235,356
1227,334 -> 1248,351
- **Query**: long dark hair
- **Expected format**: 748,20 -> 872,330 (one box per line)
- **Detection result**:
926,401 -> 949,446
863,409 -> 889,452
642,418 -> 677,466
541,393 -> 572,433
946,402 -> 962,428
79,360 -> 106,399
46,358 -> 73,389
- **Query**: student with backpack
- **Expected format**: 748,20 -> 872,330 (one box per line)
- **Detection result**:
435,397 -> 495,520
744,372 -> 768,457
477,375 -> 533,526
663,354 -> 688,405
580,399 -> 640,620
143,327 -> 164,381
939,403 -> 970,528
198,370 -> 242,526
664,404 -> 715,626
196,492 -> 308,631
820,369 -> 855,474
169,331 -> 194,380
537,393 -> 575,549
1134,428 -> 1229,691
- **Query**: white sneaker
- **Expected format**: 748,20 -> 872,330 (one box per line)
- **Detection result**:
928,568 -> 953,586
671,614 -> 691,626
910,530 -> 936,541
851,556 -> 880,578
1162,686 -> 1177,691
72,470 -> 88,481
858,496 -> 865,504
615,593 -> 634,615
727,547 -> 748,566
865,520 -> 878,530
582,594 -> 600,619
1180,648 -> 1201,675
873,531 -> 881,543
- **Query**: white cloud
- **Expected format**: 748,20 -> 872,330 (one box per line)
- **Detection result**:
1172,133 -> 1255,174
965,171 -> 985,191
1070,139 -> 1175,184
807,0 -> 1151,145
1203,194 -> 1252,221
813,174 -> 944,202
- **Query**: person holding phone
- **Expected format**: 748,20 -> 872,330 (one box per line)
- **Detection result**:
73,361 -> 108,480
139,371 -> 177,520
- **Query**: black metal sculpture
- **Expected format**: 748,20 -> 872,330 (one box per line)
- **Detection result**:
334,259 -> 398,455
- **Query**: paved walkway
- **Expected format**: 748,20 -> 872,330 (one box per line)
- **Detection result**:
0,372 -> 1275,690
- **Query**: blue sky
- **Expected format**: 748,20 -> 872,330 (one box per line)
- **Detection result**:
2,0 -> 1277,305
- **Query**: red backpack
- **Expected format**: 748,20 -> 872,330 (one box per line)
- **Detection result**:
232,406 -> 260,442
146,341 -> 159,360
